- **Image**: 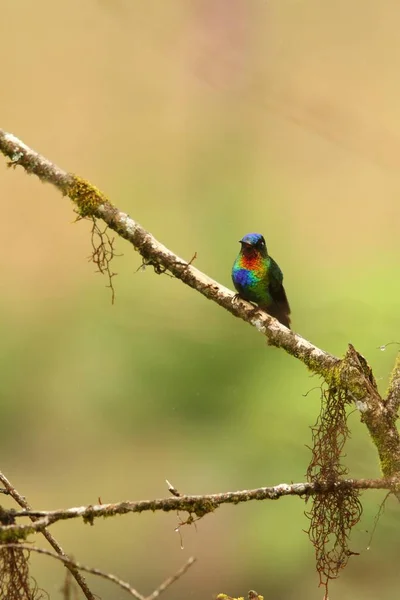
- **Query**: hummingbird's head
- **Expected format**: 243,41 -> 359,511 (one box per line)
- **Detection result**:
239,233 -> 268,258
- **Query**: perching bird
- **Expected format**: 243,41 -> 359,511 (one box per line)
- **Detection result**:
231,233 -> 291,328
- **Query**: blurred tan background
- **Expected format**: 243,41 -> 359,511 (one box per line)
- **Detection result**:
1,0 -> 400,598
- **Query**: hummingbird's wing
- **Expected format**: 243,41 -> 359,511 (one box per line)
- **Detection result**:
267,257 -> 291,329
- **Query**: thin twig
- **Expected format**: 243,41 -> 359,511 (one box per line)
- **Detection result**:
0,472 -> 96,600
0,478 -> 394,538
165,480 -> 181,497
366,491 -> 391,551
145,556 -> 196,600
0,544 -> 145,600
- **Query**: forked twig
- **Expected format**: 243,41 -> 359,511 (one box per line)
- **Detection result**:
0,545 -> 145,600
0,544 -> 196,600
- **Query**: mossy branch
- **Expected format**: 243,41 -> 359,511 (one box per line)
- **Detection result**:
1,128 -> 399,481
0,478 -> 394,540
1,128 -> 400,596
0,129 -> 336,374
386,354 -> 400,416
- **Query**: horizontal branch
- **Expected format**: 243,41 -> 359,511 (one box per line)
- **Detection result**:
0,479 -> 394,539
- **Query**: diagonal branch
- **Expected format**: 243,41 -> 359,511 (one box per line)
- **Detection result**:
0,471 -> 96,600
1,129 -> 400,482
0,478 -> 394,539
0,128 -> 336,376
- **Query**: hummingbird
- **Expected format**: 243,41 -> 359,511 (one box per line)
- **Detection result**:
231,233 -> 291,328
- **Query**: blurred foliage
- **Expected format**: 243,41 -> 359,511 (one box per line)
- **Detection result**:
1,1 -> 400,599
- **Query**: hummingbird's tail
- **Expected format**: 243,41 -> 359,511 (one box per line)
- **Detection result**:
262,284 -> 291,329
267,303 -> 291,329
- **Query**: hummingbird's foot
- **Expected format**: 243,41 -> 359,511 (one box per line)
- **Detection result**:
249,305 -> 263,320
231,293 -> 242,306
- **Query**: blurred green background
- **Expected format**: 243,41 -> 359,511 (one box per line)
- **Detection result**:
1,1 -> 400,598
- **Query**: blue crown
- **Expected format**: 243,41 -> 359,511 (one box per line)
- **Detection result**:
240,233 -> 264,245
